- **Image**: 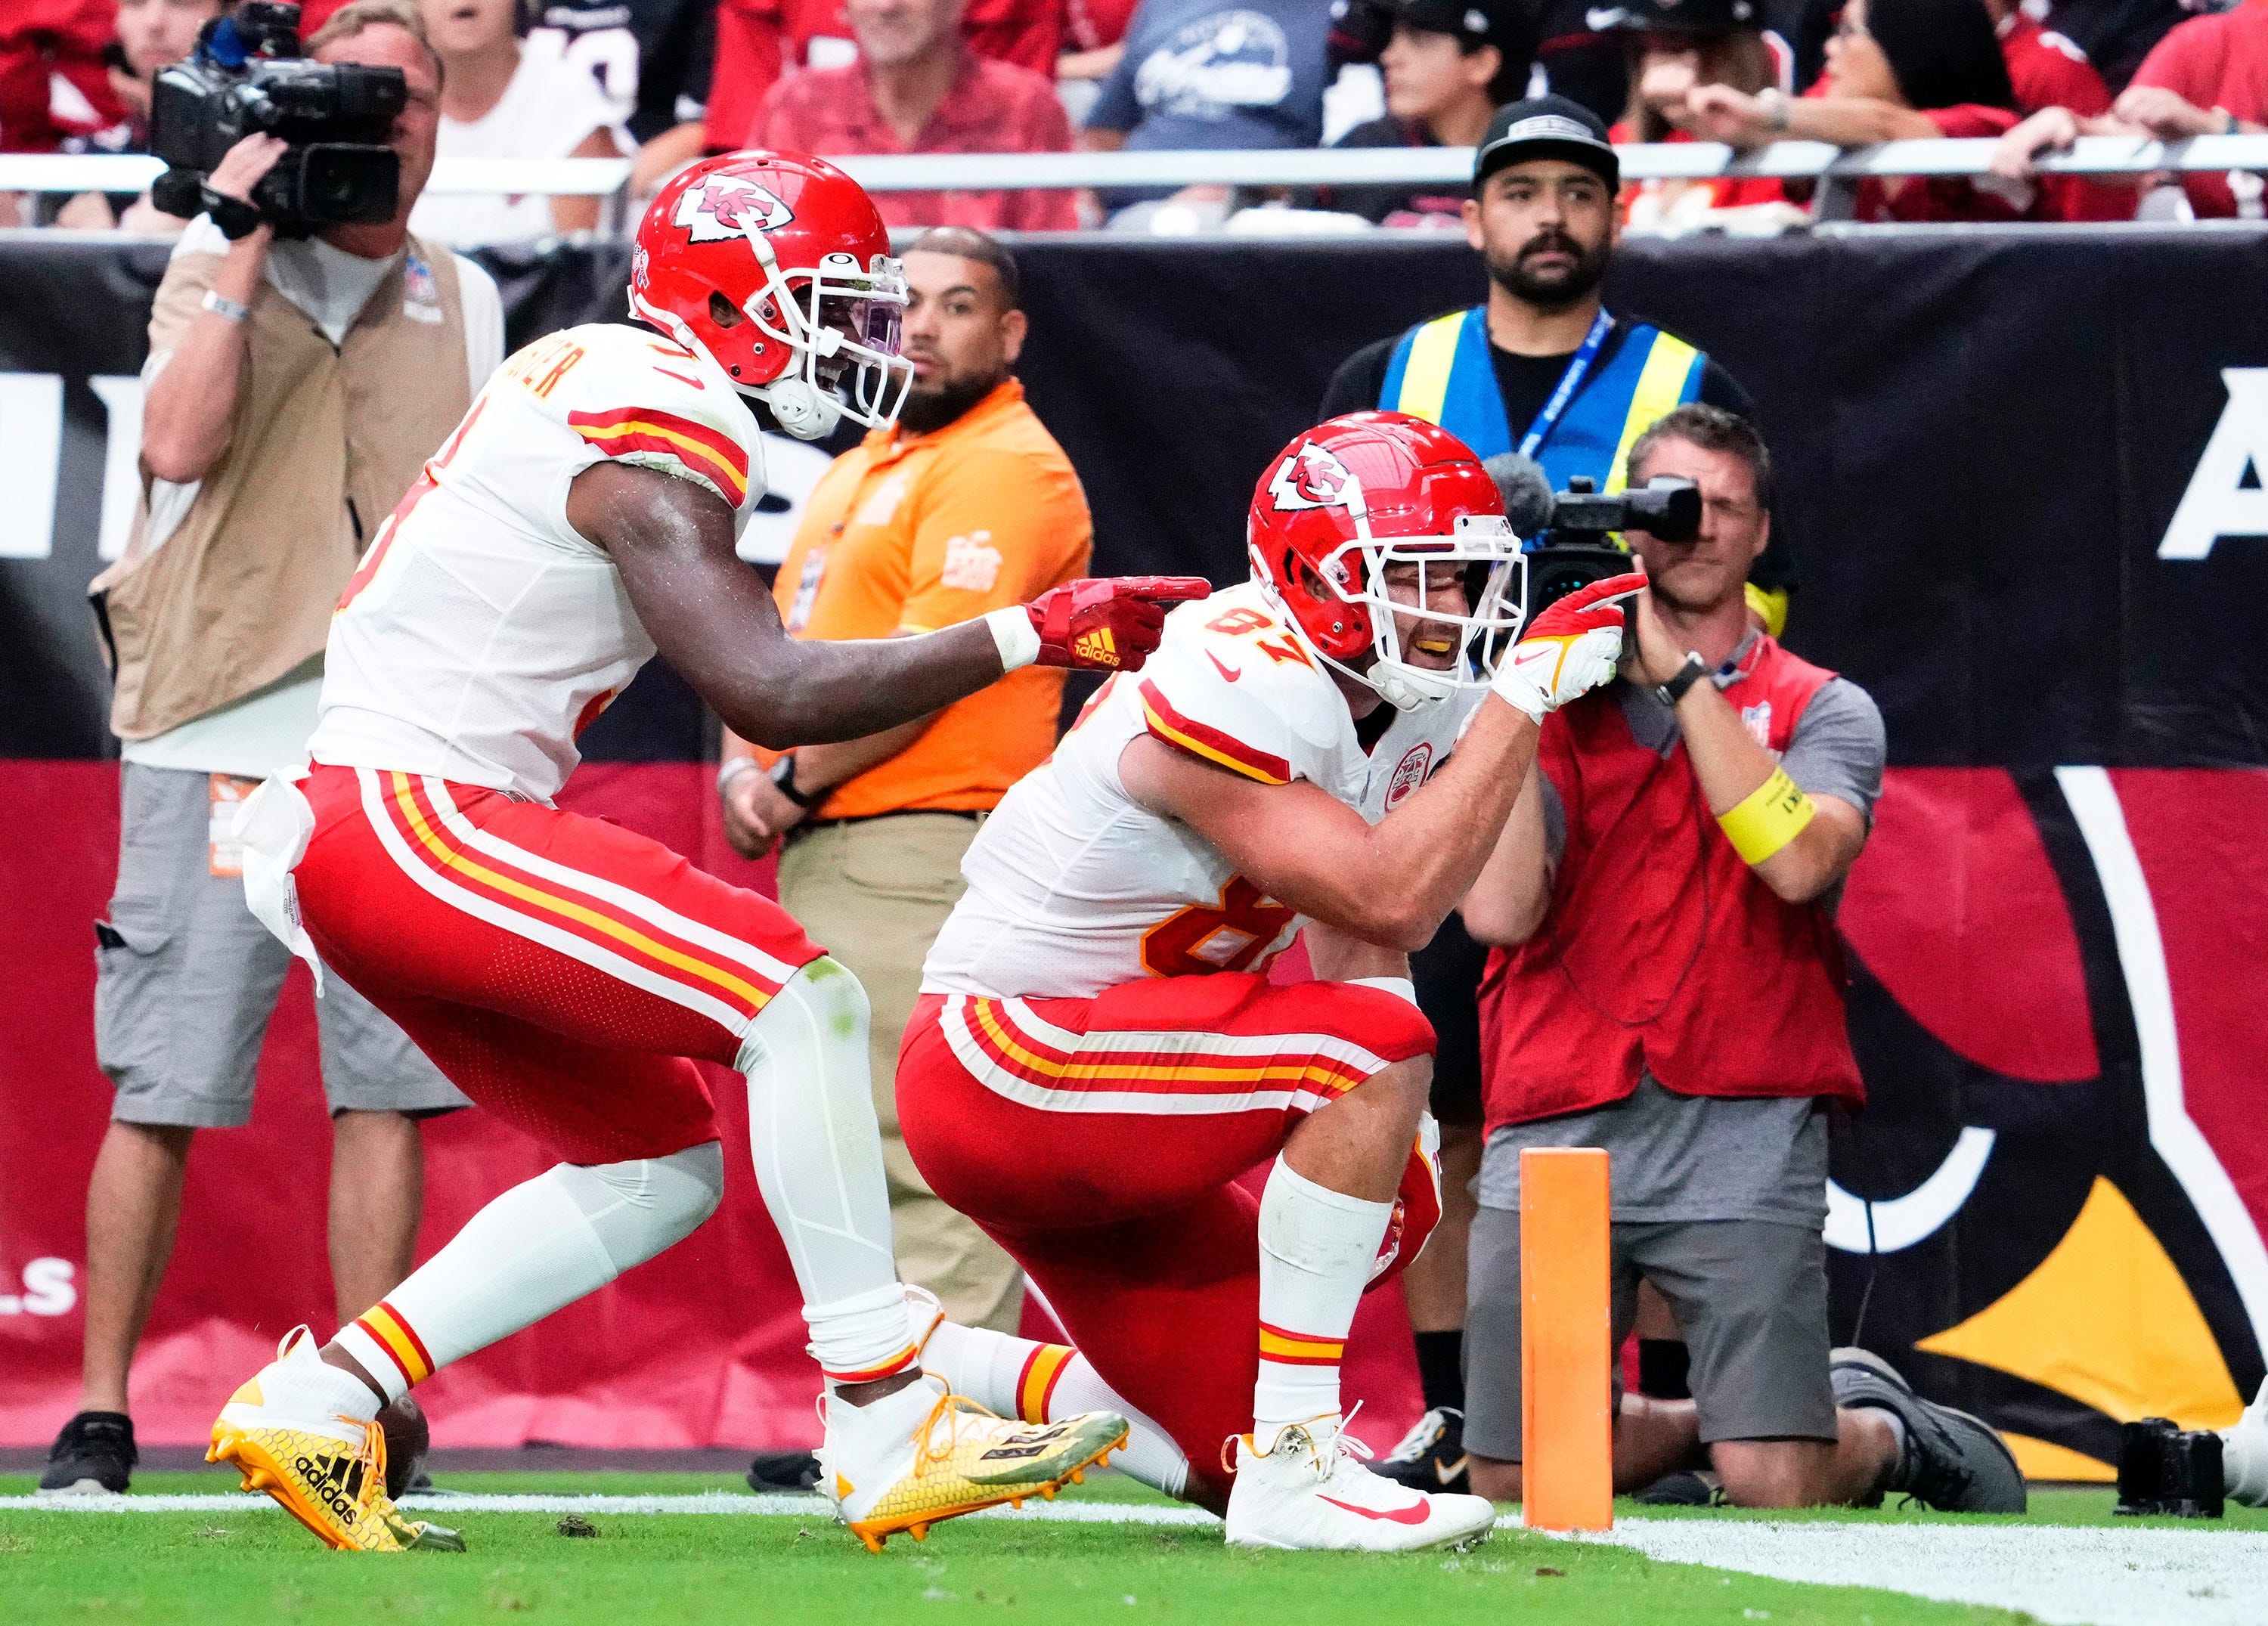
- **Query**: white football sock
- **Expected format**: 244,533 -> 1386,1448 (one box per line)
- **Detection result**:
2225,1377 -> 2268,1507
1253,1155 -> 1392,1443
738,959 -> 919,1385
924,1318 -> 1190,1500
331,1142 -> 723,1403
259,1328 -> 382,1427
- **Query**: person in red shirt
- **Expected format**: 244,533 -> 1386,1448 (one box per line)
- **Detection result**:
711,0 -> 1064,143
1596,0 -> 1795,227
747,0 -> 1078,230
1986,0 -> 2110,116
1684,0 -> 2093,223
1995,0 -> 2266,219
0,0 -> 123,151
1058,0 -> 1136,80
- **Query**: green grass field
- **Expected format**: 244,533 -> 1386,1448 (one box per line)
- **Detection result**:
5,1470 -> 2263,1626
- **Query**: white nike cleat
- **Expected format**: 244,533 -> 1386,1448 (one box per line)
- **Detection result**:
2224,1377 -> 2268,1507
815,1374 -> 1127,1552
1224,1412 -> 1496,1552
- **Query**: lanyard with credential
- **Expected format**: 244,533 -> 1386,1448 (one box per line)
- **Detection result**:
1515,309 -> 1616,461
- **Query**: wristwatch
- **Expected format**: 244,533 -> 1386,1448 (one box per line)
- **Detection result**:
769,752 -> 820,810
1656,652 -> 1709,708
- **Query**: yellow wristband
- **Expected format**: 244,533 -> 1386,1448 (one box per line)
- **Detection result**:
1718,766 -> 1815,865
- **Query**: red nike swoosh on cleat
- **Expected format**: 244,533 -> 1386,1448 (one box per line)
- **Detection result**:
1207,651 -> 1242,682
1318,1495 -> 1432,1525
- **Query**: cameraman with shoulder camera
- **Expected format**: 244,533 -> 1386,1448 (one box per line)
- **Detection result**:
1325,93 -> 1801,1497
1453,404 -> 2020,1513
46,0 -> 502,1497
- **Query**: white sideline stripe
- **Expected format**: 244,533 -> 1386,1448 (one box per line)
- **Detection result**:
2057,766 -> 2268,1351
1568,1516 -> 2268,1626
4,1491 -> 1214,1524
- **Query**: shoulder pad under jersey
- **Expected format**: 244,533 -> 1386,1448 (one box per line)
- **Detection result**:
1133,584 -> 1345,786
498,322 -> 761,513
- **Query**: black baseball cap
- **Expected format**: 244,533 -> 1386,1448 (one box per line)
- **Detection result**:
1380,0 -> 1535,58
1329,0 -> 1535,67
1473,95 -> 1620,192
1587,0 -> 1761,33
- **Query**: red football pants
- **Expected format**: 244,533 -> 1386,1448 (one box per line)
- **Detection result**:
897,974 -> 1439,1502
291,764 -> 823,1164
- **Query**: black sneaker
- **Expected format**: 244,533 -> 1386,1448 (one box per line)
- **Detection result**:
39,1411 -> 136,1494
1635,1470 -> 1721,1506
745,1450 -> 822,1493
1371,1406 -> 1470,1495
1830,1346 -> 2026,1513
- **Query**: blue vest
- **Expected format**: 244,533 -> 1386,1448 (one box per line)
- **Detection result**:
1377,306 -> 1706,498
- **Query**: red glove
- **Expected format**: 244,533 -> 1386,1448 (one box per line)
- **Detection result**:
1491,569 -> 1647,723
1021,575 -> 1213,671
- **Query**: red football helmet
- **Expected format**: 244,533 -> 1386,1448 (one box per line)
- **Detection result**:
1247,411 -> 1526,710
630,150 -> 912,440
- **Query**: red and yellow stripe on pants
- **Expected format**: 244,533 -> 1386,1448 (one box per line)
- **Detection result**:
364,769 -> 808,1042
352,1301 -> 435,1388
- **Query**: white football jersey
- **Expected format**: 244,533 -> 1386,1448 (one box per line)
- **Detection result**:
309,321 -> 764,804
922,580 -> 1476,1000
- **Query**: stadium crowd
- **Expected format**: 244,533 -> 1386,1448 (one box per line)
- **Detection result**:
4,0 -> 2264,234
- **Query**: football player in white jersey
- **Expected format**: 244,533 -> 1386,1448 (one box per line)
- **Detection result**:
894,410 -> 1645,1551
205,150 -> 1206,1554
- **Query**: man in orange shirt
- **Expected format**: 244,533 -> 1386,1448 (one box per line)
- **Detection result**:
722,226 -> 1091,1348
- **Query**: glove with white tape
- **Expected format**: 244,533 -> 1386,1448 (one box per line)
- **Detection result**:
1491,570 -> 1648,723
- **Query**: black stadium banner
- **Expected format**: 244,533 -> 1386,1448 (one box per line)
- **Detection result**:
3,226 -> 2266,1478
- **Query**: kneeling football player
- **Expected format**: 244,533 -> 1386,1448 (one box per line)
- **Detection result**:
204,151 -> 1204,1553
894,411 -> 1642,1550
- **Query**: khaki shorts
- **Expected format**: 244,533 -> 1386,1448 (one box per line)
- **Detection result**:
777,810 -> 1024,1333
1463,1208 -> 1839,1460
95,763 -> 467,1129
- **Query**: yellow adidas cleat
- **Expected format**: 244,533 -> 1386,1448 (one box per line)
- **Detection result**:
207,1327 -> 465,1553
819,1375 -> 1127,1553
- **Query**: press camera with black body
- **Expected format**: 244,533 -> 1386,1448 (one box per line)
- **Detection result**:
1480,455 -> 1702,622
150,2 -> 405,236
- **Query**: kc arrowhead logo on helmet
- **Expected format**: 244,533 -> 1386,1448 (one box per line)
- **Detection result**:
671,175 -> 795,243
1268,441 -> 1359,513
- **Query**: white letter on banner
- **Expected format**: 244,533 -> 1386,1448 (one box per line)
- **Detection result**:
91,375 -> 145,562
0,373 -> 64,560
2160,368 -> 2268,560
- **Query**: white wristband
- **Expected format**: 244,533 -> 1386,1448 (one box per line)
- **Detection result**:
984,605 -> 1041,672
201,289 -> 251,323
717,755 -> 761,794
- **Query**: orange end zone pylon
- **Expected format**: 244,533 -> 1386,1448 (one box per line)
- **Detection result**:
1520,1146 -> 1613,1532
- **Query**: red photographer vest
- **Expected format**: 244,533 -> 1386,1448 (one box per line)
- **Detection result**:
1477,635 -> 1866,1132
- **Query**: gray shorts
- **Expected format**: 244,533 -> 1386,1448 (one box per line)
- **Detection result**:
95,763 -> 467,1128
1464,1207 -> 1838,1460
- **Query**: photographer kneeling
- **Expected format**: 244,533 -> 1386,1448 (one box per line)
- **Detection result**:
1456,404 -> 2024,1513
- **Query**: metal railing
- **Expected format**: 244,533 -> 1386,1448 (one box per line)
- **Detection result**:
2,132 -> 2262,204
